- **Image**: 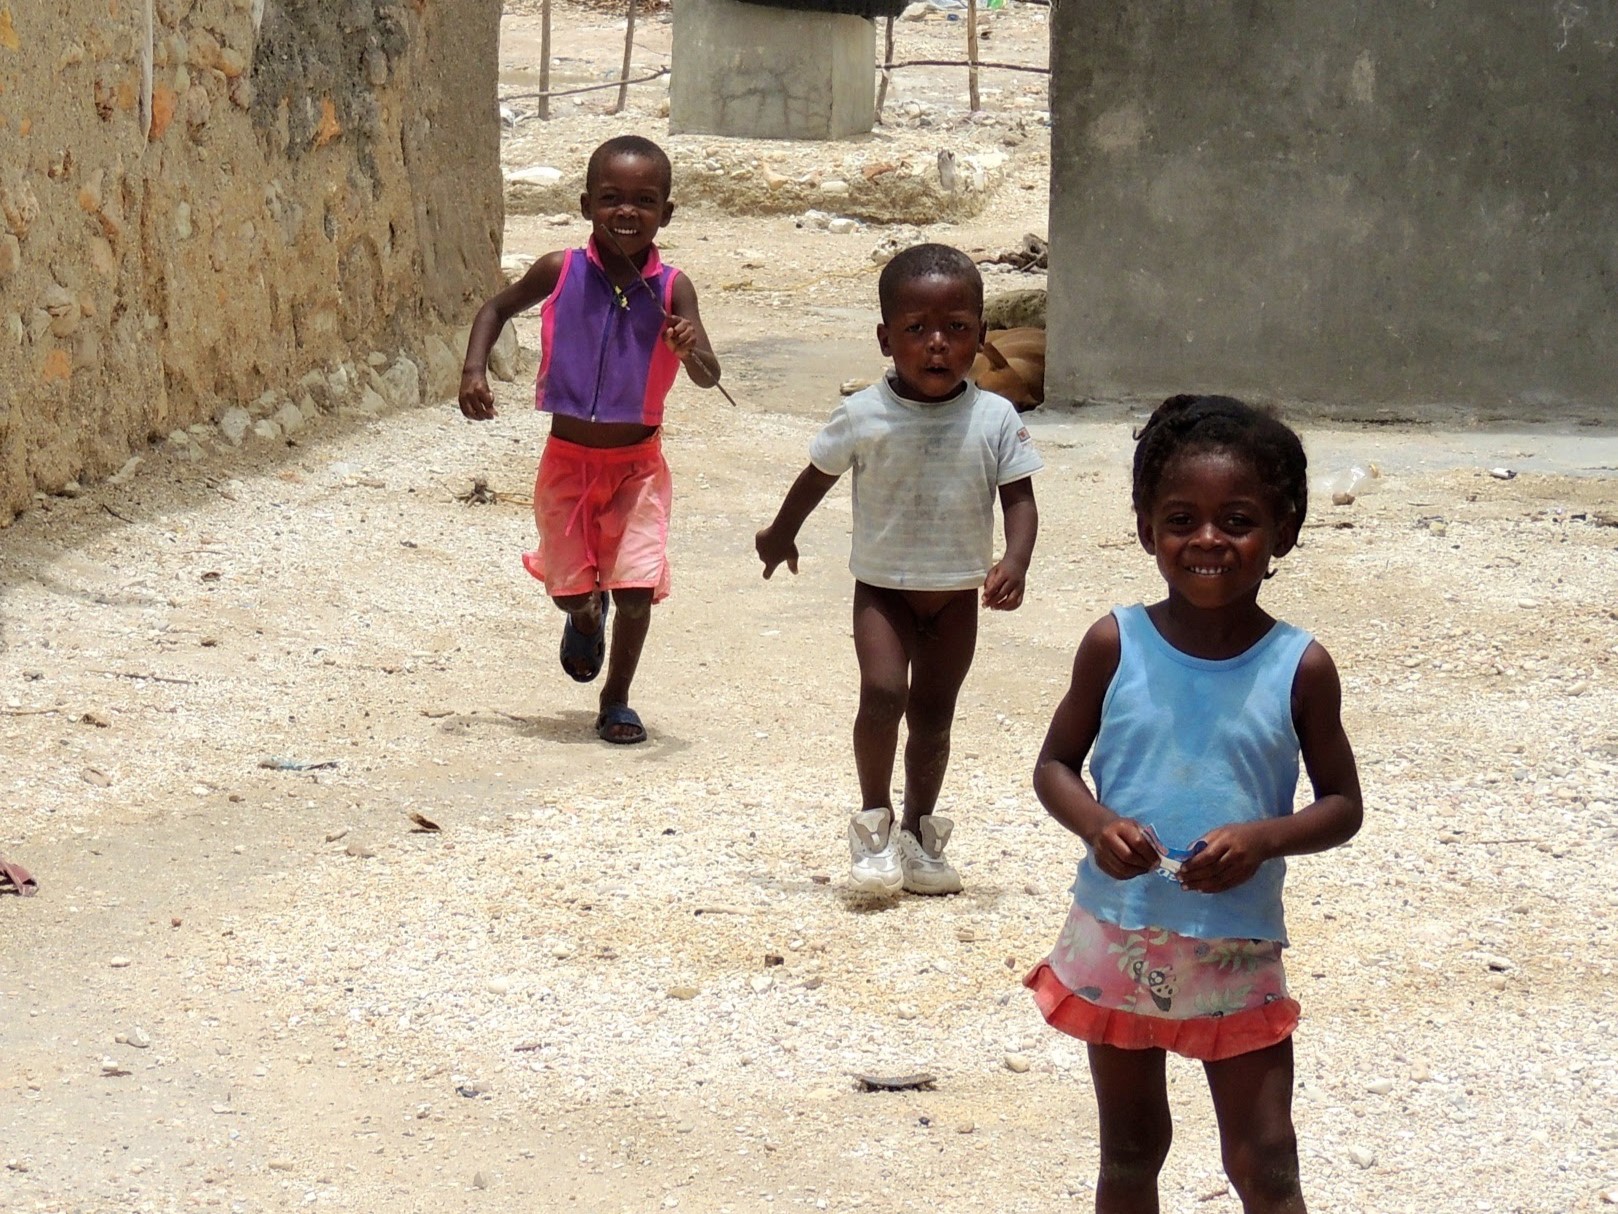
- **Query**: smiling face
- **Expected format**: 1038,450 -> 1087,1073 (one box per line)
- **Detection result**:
876,274 -> 985,403
580,152 -> 672,263
1136,447 -> 1298,611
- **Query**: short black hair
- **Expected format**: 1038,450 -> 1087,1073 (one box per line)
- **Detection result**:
877,243 -> 983,322
584,135 -> 673,198
1132,394 -> 1309,528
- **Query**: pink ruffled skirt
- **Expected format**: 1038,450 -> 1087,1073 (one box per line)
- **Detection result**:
1024,901 -> 1299,1062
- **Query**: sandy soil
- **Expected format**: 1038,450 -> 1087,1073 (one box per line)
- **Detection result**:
3,5 -> 1618,1213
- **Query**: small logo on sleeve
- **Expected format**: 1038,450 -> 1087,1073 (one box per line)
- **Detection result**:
1016,427 -> 1031,443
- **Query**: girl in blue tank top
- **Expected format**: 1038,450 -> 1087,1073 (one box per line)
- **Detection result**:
1025,395 -> 1363,1214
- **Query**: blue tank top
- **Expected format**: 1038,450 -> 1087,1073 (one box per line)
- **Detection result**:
1070,604 -> 1314,944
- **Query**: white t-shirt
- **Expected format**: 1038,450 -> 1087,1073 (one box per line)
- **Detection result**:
808,376 -> 1043,591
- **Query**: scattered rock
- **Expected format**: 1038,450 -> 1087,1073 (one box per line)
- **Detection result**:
1346,1144 -> 1376,1168
1003,1053 -> 1030,1073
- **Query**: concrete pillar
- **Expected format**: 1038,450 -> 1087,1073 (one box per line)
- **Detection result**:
671,0 -> 875,140
1046,2 -> 1618,418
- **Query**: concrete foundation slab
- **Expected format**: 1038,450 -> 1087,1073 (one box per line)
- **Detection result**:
671,0 -> 876,140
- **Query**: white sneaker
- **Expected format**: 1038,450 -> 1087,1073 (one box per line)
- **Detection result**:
899,815 -> 962,895
847,808 -> 903,896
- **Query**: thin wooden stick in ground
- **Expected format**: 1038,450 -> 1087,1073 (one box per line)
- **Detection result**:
966,0 -> 980,112
538,0 -> 552,119
614,0 -> 639,116
876,15 -> 896,120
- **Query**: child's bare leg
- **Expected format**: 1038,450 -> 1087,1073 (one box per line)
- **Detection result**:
599,587 -> 653,725
554,590 -> 605,656
1089,1044 -> 1172,1214
1204,1038 -> 1305,1214
851,582 -> 915,811
898,589 -> 976,836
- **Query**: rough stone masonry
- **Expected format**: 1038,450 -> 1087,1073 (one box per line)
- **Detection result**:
0,0 -> 504,524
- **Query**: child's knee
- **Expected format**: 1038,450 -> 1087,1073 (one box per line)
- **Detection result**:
1223,1131 -> 1300,1202
1098,1128 -> 1172,1185
611,589 -> 653,620
857,680 -> 907,724
904,695 -> 958,738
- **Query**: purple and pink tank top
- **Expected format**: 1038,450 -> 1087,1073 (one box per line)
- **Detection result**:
535,238 -> 683,427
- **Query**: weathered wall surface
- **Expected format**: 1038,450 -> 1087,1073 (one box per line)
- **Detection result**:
1047,3 -> 1618,417
670,0 -> 876,140
0,0 -> 504,524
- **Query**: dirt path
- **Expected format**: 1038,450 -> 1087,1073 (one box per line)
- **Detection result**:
4,6 -> 1618,1213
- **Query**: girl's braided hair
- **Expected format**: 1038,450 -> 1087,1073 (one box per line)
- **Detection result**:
1132,395 -> 1309,528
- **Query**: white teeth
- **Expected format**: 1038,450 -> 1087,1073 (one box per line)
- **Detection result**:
1189,566 -> 1224,575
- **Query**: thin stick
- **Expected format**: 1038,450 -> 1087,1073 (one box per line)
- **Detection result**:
87,669 -> 195,685
501,67 -> 667,106
538,0 -> 552,119
966,0 -> 981,112
614,0 -> 638,115
597,228 -> 739,408
875,16 -> 895,121
880,58 -> 1047,75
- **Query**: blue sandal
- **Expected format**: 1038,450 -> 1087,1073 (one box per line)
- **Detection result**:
559,594 -> 609,684
595,702 -> 647,745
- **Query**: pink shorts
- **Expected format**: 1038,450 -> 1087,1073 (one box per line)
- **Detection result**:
521,434 -> 672,602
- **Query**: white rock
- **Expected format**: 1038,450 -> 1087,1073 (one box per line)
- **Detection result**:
1346,1144 -> 1375,1168
251,418 -> 283,442
217,407 -> 251,446
485,976 -> 510,996
827,218 -> 858,235
108,956 -> 131,968
750,973 -> 774,994
1364,1077 -> 1393,1095
818,179 -> 850,196
507,165 -> 563,186
127,1026 -> 151,1049
274,402 -> 306,435
1003,1052 -> 1030,1073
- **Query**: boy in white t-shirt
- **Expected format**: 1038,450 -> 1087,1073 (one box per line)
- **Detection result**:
756,244 -> 1042,896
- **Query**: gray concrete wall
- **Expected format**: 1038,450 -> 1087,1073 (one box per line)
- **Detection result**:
1046,3 -> 1618,418
671,0 -> 875,140
0,0 -> 504,524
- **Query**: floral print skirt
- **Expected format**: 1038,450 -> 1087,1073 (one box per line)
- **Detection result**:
1024,901 -> 1299,1062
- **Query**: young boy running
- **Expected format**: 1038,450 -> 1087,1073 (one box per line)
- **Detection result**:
459,135 -> 721,745
755,244 -> 1041,895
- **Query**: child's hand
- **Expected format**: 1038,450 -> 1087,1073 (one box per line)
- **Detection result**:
1090,816 -> 1160,880
754,525 -> 800,579
458,370 -> 496,421
981,558 -> 1027,611
662,315 -> 699,358
1177,823 -> 1269,894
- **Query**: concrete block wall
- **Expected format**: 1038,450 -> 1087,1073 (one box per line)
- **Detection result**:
0,0 -> 505,524
670,0 -> 876,140
1046,2 -> 1618,417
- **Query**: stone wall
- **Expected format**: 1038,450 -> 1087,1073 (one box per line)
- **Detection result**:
0,0 -> 505,524
1046,2 -> 1618,419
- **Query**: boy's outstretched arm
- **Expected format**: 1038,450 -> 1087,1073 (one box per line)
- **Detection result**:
665,275 -> 720,389
755,464 -> 839,578
983,477 -> 1038,610
458,252 -> 564,421
1034,614 -> 1160,880
1179,641 -> 1364,894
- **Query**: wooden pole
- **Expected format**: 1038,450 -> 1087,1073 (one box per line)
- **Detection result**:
876,15 -> 895,122
966,0 -> 980,112
614,0 -> 639,115
538,0 -> 552,119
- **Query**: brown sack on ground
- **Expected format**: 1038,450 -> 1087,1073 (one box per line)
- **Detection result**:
971,327 -> 1046,412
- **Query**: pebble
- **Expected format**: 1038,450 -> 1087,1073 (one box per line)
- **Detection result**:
956,1122 -> 975,1134
1410,1061 -> 1434,1082
826,217 -> 858,234
750,974 -> 774,994
268,1159 -> 293,1172
485,977 -> 511,996
1003,1053 -> 1030,1073
108,956 -> 130,968
667,985 -> 699,1000
896,1004 -> 919,1020
126,1026 -> 151,1049
1347,1144 -> 1376,1168
1364,1077 -> 1393,1095
472,1170 -> 489,1190
345,839 -> 376,859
